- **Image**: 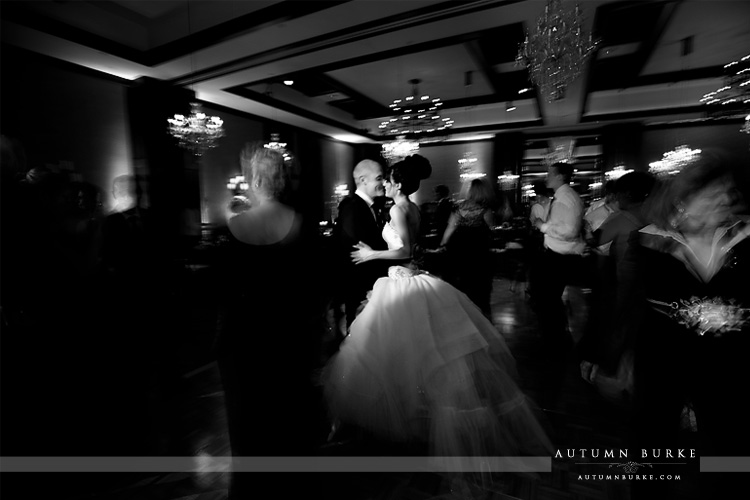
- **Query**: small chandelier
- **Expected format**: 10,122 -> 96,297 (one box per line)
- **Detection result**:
382,135 -> 420,163
458,152 -> 484,180
605,165 -> 633,181
516,0 -> 598,102
498,171 -> 520,190
649,145 -> 701,178
699,54 -> 750,112
227,175 -> 249,192
167,102 -> 225,156
543,143 -> 574,166
263,133 -> 293,162
379,79 -> 453,137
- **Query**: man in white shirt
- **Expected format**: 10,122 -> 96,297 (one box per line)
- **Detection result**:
531,162 -> 585,349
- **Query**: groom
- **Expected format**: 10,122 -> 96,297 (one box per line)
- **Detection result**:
335,159 -> 388,329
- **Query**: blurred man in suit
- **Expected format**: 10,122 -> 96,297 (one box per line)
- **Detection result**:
334,159 -> 388,329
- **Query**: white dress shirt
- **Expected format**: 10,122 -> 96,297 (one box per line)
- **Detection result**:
540,184 -> 585,255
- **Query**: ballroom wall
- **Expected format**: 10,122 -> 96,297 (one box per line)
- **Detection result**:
412,140 -> 495,206
0,46 -> 134,211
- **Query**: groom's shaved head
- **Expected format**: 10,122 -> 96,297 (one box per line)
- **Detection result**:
353,160 -> 382,185
353,159 -> 385,199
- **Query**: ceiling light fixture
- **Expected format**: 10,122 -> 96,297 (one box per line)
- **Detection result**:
263,133 -> 293,162
498,171 -> 520,190
379,79 -> 453,137
543,142 -> 574,166
283,80 -> 294,86
648,145 -> 701,178
167,1 -> 225,156
381,79 -> 450,163
168,102 -> 225,156
605,165 -> 633,181
516,0 -> 598,102
458,152 -> 484,180
506,102 -> 517,112
382,135 -> 420,163
700,54 -> 750,110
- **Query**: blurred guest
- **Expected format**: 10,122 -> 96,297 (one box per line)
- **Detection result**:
217,144 -> 323,499
578,172 -> 656,398
531,162 -> 585,350
333,159 -> 388,329
432,184 -> 454,241
584,180 -> 618,237
529,181 -> 552,224
628,153 -> 749,441
439,178 -> 495,317
621,153 -> 749,498
526,182 -> 553,299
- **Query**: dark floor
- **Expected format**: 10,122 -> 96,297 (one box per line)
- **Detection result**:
0,268 -> 702,500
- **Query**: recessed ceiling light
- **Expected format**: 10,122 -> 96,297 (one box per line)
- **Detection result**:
283,80 -> 294,86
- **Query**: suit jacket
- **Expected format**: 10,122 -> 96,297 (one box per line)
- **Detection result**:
334,194 -> 388,296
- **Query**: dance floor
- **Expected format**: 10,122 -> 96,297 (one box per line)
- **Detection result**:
1,272 -> 701,500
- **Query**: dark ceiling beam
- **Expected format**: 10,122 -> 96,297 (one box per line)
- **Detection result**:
577,3 -> 604,121
0,1 -> 352,67
225,85 -> 380,140
581,104 -> 707,123
465,40 -> 503,95
225,83 -> 545,141
621,0 -> 682,90
173,2 -> 526,86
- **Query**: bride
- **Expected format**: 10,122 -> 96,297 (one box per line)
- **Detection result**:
323,155 -> 552,461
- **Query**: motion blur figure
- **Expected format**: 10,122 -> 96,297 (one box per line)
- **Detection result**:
439,178 -> 496,317
622,152 -> 749,499
217,143 -> 323,499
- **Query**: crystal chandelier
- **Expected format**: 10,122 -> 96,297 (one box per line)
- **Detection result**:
543,143 -> 574,166
263,133 -> 293,162
167,102 -> 225,156
699,54 -> 750,113
648,145 -> 701,178
605,165 -> 633,181
516,0 -> 598,102
458,152 -> 484,180
379,79 -> 453,137
498,171 -> 520,190
382,135 -> 420,163
227,175 -> 249,192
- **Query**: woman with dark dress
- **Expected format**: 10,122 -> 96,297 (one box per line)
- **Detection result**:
624,153 -> 750,498
217,144 -> 323,498
439,178 -> 496,317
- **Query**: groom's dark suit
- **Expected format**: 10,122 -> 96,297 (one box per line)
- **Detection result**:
335,193 -> 389,327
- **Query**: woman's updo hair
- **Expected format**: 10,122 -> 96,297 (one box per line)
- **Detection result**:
240,142 -> 290,200
389,154 -> 432,196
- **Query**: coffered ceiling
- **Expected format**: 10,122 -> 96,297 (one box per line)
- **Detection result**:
2,0 -> 749,145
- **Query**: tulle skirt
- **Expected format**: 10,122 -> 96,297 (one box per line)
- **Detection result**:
323,267 -> 552,459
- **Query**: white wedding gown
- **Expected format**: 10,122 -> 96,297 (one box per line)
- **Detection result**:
324,222 -> 552,458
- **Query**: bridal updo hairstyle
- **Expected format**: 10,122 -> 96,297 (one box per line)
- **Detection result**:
389,154 -> 432,196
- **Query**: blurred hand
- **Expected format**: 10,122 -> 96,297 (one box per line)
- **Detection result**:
351,241 -> 375,264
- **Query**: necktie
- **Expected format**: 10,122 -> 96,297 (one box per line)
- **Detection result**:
545,198 -> 554,222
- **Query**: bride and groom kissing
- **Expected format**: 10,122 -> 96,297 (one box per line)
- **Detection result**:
325,155 -> 552,459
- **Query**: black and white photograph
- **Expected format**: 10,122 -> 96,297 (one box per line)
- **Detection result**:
1,1 -> 749,499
